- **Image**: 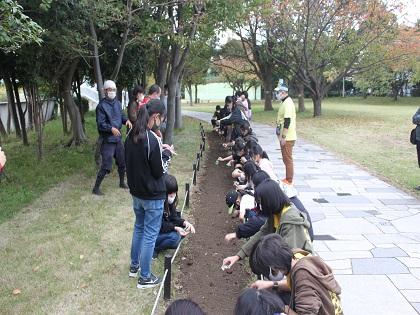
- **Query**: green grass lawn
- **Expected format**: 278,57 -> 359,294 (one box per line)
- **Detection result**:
0,114 -> 205,314
186,97 -> 420,196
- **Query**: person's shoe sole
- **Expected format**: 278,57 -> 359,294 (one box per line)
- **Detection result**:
128,271 -> 138,278
136,282 -> 160,289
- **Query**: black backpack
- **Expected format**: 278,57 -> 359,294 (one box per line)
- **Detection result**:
410,128 -> 417,145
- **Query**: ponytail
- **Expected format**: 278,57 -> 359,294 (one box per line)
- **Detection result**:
132,105 -> 149,143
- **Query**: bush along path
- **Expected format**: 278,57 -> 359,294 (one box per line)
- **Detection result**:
175,132 -> 251,314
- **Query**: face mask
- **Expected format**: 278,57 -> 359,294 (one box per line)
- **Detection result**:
239,174 -> 246,181
168,194 -> 176,204
269,267 -> 284,281
152,116 -> 161,131
107,91 -> 116,99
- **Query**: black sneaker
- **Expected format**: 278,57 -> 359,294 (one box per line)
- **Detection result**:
137,273 -> 161,289
128,265 -> 139,278
119,182 -> 129,189
92,188 -> 104,196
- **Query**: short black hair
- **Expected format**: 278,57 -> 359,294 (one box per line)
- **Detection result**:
165,174 -> 178,193
234,288 -> 285,315
242,90 -> 248,98
233,137 -> 246,155
252,234 -> 293,278
148,84 -> 161,95
255,179 -> 290,216
216,105 -> 221,110
165,299 -> 205,315
235,91 -> 242,97
225,96 -> 233,104
133,85 -> 145,97
250,143 -> 264,158
252,170 -> 270,188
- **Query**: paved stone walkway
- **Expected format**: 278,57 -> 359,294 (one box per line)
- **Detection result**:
184,110 -> 420,315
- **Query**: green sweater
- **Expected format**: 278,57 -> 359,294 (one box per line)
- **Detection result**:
236,205 -> 313,260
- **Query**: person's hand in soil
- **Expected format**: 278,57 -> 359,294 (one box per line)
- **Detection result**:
222,255 -> 240,269
183,221 -> 196,234
225,232 -> 237,243
250,280 -> 274,290
175,226 -> 189,237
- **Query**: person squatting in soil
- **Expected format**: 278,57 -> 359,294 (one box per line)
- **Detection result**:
153,174 -> 195,258
92,80 -> 133,196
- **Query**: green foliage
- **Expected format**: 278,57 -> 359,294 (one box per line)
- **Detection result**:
0,0 -> 43,53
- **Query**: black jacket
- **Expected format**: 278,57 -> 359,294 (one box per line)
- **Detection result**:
125,130 -> 166,200
96,97 -> 127,143
160,201 -> 185,233
220,106 -> 248,127
236,215 -> 267,239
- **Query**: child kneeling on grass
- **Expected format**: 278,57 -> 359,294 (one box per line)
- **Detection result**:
154,174 -> 195,258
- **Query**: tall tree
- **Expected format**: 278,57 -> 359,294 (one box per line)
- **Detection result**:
266,0 -> 398,116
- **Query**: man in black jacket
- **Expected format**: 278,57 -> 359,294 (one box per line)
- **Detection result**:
92,80 -> 132,195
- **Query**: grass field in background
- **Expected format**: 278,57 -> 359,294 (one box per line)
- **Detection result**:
0,115 -> 204,314
186,97 -> 420,196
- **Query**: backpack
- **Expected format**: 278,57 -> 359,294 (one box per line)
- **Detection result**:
410,128 -> 417,145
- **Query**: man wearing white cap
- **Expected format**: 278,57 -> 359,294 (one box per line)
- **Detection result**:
275,83 -> 297,185
92,80 -> 132,195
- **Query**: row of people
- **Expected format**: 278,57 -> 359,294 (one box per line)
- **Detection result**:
209,94 -> 343,314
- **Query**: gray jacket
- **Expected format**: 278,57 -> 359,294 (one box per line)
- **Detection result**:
413,108 -> 420,141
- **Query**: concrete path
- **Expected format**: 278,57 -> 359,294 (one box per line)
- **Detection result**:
184,110 -> 420,315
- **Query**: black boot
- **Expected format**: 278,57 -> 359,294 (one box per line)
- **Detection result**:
92,170 -> 106,195
119,169 -> 128,189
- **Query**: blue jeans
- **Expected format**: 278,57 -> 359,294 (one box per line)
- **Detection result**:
130,197 -> 164,279
155,231 -> 181,253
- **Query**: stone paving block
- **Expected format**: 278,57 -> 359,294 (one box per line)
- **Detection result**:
318,250 -> 372,260
341,210 -> 374,218
396,244 -> 420,257
329,234 -> 366,240
393,214 -> 420,233
364,234 -> 415,245
412,303 -> 420,314
388,274 -> 420,290
325,259 -> 352,270
314,218 -> 381,235
308,212 -> 326,222
320,195 -> 372,204
398,257 -> 420,268
352,258 -> 409,274
365,187 -> 401,193
401,233 -> 420,242
401,290 -> 420,302
296,187 -> 334,192
336,275 -> 419,315
371,247 -> 408,258
313,240 -> 330,252
324,240 -> 375,251
380,199 -> 420,205
377,224 -> 399,234
411,268 -> 420,280
333,269 -> 353,275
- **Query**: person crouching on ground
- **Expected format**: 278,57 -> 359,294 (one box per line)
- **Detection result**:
0,146 -> 6,173
250,234 -> 343,315
92,80 -> 132,195
222,177 -> 313,269
152,174 -> 195,259
413,107 -> 420,190
234,288 -> 286,315
125,99 -> 166,289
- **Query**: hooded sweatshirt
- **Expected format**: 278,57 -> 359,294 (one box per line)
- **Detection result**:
289,256 -> 343,315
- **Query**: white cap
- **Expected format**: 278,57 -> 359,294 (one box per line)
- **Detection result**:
103,80 -> 116,90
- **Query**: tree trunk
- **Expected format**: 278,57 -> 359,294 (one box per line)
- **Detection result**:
156,42 -> 170,100
297,82 -> 305,113
12,77 -> 29,145
89,19 -> 105,101
263,78 -> 273,111
62,60 -> 87,145
187,81 -> 193,106
175,77 -> 183,129
4,76 -> 21,137
0,116 -> 7,138
311,94 -> 322,117
194,84 -> 198,103
164,72 -> 177,144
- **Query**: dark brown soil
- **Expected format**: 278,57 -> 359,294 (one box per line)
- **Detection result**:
175,132 -> 251,315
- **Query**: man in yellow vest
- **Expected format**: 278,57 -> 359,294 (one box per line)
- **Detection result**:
275,83 -> 297,185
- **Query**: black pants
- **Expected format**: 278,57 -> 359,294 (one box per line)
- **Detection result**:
417,141 -> 420,168
100,140 -> 125,173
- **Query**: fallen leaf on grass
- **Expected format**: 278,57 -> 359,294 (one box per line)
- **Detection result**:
33,266 -> 40,272
80,283 -> 88,289
12,289 -> 21,295
79,255 -> 84,260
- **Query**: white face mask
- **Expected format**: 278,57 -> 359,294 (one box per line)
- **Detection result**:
269,266 -> 284,281
168,194 -> 176,204
239,174 -> 246,182
107,91 -> 116,100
